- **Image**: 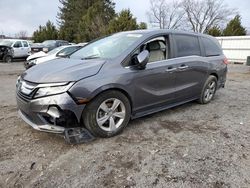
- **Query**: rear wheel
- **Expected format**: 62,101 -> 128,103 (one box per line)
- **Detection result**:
82,90 -> 131,138
198,75 -> 217,104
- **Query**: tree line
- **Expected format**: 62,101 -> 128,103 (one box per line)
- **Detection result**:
147,0 -> 246,36
33,0 -> 247,43
33,0 -> 147,43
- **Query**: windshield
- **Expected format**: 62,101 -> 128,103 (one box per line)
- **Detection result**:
70,33 -> 143,60
0,40 -> 14,47
42,40 -> 56,47
47,46 -> 66,55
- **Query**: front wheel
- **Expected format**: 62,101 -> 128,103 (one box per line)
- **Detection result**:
82,90 -> 131,138
198,75 -> 217,104
3,55 -> 12,63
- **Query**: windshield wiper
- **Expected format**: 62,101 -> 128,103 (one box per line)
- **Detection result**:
81,54 -> 100,60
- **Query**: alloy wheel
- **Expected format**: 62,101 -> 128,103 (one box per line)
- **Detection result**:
96,98 -> 126,132
204,81 -> 216,102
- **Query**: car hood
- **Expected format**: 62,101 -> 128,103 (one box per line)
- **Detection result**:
35,54 -> 57,64
27,51 -> 47,61
22,58 -> 106,83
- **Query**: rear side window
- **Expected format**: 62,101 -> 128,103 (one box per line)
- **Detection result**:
174,35 -> 201,57
22,41 -> 28,47
58,41 -> 68,46
202,37 -> 222,57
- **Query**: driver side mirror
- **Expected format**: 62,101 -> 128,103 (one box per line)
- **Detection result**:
136,50 -> 149,70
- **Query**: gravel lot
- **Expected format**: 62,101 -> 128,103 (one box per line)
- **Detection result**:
0,62 -> 250,188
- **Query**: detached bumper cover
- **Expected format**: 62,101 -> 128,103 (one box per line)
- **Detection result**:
18,110 -> 65,133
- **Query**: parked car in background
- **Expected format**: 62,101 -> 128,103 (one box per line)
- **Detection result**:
25,45 -> 83,69
0,39 -> 31,61
16,30 -> 227,138
31,40 -> 69,53
0,45 -> 14,63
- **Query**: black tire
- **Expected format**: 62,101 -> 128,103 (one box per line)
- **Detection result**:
198,75 -> 217,104
82,90 -> 131,138
3,55 -> 12,63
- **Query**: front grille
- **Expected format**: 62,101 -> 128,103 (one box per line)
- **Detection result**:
17,90 -> 32,101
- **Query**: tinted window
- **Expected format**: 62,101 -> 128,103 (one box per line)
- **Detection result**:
13,41 -> 22,48
202,37 -> 222,56
61,42 -> 69,46
22,41 -> 28,47
175,35 -> 201,57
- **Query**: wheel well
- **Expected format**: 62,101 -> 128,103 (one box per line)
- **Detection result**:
92,88 -> 133,111
80,88 -> 133,126
210,73 -> 218,80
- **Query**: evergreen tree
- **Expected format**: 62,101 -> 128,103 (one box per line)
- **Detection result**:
33,21 -> 58,42
77,0 -> 115,42
223,15 -> 246,36
107,9 -> 139,34
58,0 -> 115,42
207,26 -> 222,37
57,0 -> 97,42
138,22 -> 147,30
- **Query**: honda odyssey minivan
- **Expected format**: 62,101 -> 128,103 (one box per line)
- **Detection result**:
16,30 -> 227,138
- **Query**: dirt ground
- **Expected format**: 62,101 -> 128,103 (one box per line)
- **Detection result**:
0,62 -> 250,188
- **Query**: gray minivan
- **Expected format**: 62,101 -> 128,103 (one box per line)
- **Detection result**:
16,30 -> 227,138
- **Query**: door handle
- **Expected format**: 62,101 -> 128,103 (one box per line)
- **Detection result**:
178,65 -> 189,70
166,67 -> 177,72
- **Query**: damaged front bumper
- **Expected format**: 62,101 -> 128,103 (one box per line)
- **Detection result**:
16,91 -> 85,134
18,110 -> 65,133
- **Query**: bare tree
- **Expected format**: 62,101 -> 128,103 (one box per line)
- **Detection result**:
15,30 -> 28,39
147,0 -> 185,29
181,0 -> 236,33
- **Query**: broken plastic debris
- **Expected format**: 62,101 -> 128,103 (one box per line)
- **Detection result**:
64,127 -> 95,144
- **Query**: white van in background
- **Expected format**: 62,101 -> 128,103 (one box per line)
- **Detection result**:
0,39 -> 31,59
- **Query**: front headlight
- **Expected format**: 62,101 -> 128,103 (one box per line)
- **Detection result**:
29,59 -> 37,65
34,82 -> 74,98
43,48 -> 49,52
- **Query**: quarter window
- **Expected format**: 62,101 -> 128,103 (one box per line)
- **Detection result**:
175,35 -> 201,57
202,37 -> 222,57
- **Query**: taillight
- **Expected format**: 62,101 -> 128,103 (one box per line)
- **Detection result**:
223,58 -> 229,65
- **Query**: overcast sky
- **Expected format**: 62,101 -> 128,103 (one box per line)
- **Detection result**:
0,0 -> 249,36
